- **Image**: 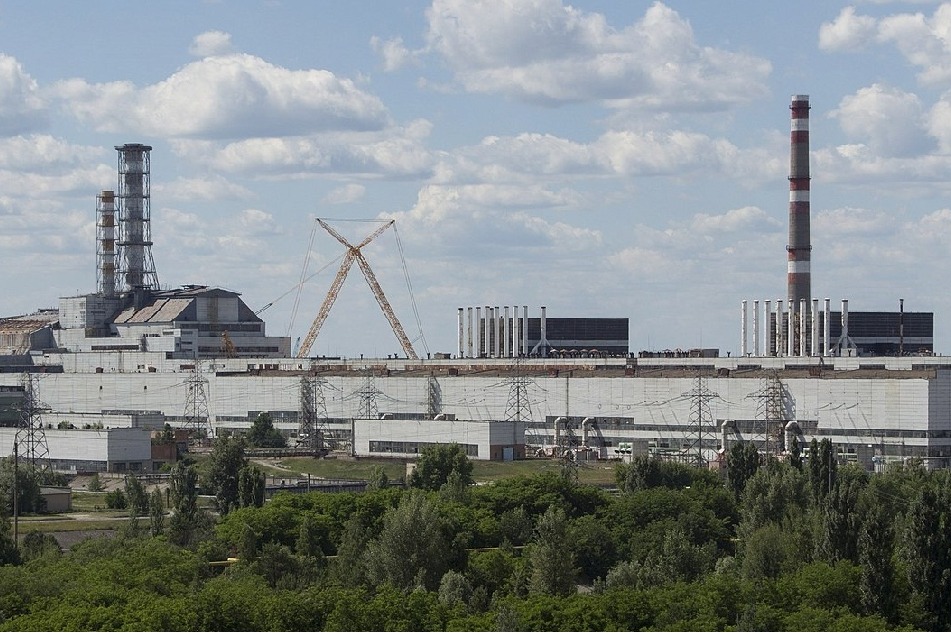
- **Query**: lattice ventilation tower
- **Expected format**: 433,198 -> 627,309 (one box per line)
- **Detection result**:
115,143 -> 159,292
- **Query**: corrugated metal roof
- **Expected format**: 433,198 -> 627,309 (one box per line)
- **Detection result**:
149,298 -> 192,322
114,298 -> 192,324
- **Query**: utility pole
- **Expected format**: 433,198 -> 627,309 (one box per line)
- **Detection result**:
681,374 -> 718,468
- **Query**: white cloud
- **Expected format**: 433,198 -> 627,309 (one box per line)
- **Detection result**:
830,84 -> 932,156
157,174 -> 254,201
189,31 -> 235,58
424,0 -> 770,109
0,55 -> 47,136
52,53 -> 389,139
690,206 -> 780,234
323,183 -> 366,204
371,36 -> 418,71
172,126 -> 435,178
830,4 -> 951,87
819,7 -> 879,51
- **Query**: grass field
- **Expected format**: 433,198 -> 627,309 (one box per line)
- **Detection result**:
266,455 -> 619,486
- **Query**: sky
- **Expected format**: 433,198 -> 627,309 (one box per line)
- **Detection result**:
2,1 -> 951,358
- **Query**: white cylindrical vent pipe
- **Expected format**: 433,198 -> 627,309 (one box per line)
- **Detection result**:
799,298 -> 807,357
484,306 -> 491,357
522,305 -> 529,356
475,307 -> 483,357
811,299 -> 819,357
787,300 -> 795,357
764,300 -> 772,356
458,308 -> 464,358
492,306 -> 502,359
823,298 -> 831,357
467,307 -> 473,358
741,300 -> 748,357
753,299 -> 759,357
776,299 -> 784,356
540,306 -> 548,357
503,306 -> 511,358
841,299 -> 849,356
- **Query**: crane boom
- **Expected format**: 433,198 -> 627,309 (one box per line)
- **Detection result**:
296,218 -> 419,359
354,252 -> 418,359
297,250 -> 356,358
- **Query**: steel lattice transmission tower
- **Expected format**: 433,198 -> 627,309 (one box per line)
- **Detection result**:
358,370 -> 381,420
681,374 -> 719,468
15,374 -> 51,473
115,144 -> 159,292
299,376 -> 330,452
504,360 -> 537,445
752,372 -> 786,457
183,361 -> 211,440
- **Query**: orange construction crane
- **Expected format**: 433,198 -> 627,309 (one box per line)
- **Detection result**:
297,219 -> 419,359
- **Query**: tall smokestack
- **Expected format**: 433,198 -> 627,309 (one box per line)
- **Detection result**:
787,95 -> 811,308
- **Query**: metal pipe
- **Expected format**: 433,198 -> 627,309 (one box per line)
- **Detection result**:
475,307 -> 482,357
824,298 -> 831,357
503,306 -> 511,358
484,306 -> 491,357
753,300 -> 760,357
540,306 -> 548,358
799,298 -> 807,357
457,308 -> 464,358
841,299 -> 849,356
811,299 -> 819,357
467,307 -> 473,358
776,299 -> 784,356
741,300 -> 748,357
494,306 -> 501,358
522,305 -> 529,356
787,299 -> 795,357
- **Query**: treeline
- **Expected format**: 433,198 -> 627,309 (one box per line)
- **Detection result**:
0,440 -> 948,630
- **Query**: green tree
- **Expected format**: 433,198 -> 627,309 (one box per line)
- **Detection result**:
903,474 -> 951,629
238,464 -> 265,508
726,442 -> 760,498
205,435 -> 248,514
365,465 -> 389,491
148,488 -> 165,537
616,455 -> 660,492
814,467 -> 866,563
528,505 -> 577,596
788,436 -> 803,470
247,412 -> 286,448
409,444 -> 473,491
87,472 -> 103,492
857,482 -> 896,622
123,475 -> 148,517
168,461 -> 207,547
809,438 -> 838,501
20,530 -> 60,561
105,488 -> 127,510
364,490 -> 450,590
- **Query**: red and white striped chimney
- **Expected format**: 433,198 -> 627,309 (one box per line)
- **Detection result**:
787,95 -> 811,309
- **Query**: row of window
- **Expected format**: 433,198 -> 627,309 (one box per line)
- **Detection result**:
368,440 -> 479,457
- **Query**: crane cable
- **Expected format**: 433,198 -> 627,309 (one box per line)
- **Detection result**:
285,219 -> 320,336
392,224 -> 429,356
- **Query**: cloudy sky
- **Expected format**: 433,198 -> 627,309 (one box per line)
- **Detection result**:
1,0 -> 950,357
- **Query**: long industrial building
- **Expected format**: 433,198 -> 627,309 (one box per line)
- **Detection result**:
0,350 -> 947,470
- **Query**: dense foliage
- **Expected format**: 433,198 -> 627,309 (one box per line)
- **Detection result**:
0,450 -> 948,631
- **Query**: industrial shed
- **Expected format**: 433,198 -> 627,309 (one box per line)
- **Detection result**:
353,418 -> 525,461
0,427 -> 152,473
